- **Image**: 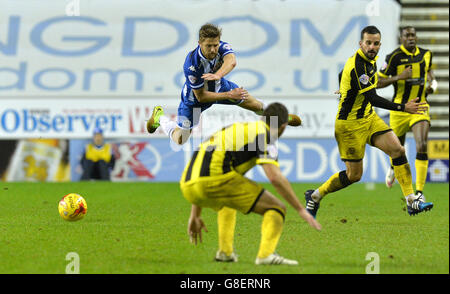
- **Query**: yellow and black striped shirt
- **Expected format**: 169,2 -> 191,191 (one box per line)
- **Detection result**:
85,143 -> 112,163
181,120 -> 279,184
378,45 -> 432,104
337,48 -> 379,120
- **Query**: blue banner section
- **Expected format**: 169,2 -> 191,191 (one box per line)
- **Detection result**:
70,137 -> 428,183
70,139 -> 185,182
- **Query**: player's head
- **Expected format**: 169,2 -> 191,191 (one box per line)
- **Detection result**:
198,23 -> 222,60
262,103 -> 289,139
400,26 -> 417,52
359,26 -> 381,60
93,127 -> 104,146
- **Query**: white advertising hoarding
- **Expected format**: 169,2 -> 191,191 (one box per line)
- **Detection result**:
1,0 -> 400,98
0,97 -> 339,139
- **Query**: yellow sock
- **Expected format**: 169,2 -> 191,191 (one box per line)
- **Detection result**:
257,209 -> 285,259
415,154 -> 428,192
318,171 -> 352,198
392,156 -> 414,197
218,207 -> 236,255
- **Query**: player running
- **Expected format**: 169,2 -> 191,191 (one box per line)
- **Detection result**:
377,26 -> 437,202
180,103 -> 321,265
304,26 -> 434,218
146,23 -> 301,146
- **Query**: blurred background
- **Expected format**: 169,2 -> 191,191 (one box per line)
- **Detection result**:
0,0 -> 448,183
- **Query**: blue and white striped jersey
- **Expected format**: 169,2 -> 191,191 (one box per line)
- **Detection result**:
181,41 -> 234,106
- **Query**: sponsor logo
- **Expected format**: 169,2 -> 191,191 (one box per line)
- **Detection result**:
0,109 -> 122,135
359,74 -> 370,85
222,43 -> 232,51
182,119 -> 191,129
188,75 -> 197,84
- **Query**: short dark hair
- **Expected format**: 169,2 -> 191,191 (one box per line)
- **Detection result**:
262,102 -> 289,128
399,26 -> 415,36
360,25 -> 381,40
199,23 -> 222,41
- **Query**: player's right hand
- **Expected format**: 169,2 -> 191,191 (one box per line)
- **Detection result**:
188,216 -> 208,245
398,66 -> 412,80
404,97 -> 428,114
229,87 -> 248,100
298,209 -> 322,231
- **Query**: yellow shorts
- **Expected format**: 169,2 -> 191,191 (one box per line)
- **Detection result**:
389,104 -> 431,137
335,113 -> 391,161
179,171 -> 264,214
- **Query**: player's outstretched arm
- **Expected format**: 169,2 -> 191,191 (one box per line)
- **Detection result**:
404,97 -> 429,114
262,164 -> 322,231
193,86 -> 248,103
364,89 -> 427,114
202,53 -> 236,81
377,66 -> 412,89
187,204 -> 208,245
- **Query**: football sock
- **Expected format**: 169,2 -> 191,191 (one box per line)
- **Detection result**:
392,155 -> 414,200
317,171 -> 352,201
218,207 -> 237,256
415,153 -> 428,193
159,115 -> 178,137
257,208 -> 285,259
311,189 -> 321,203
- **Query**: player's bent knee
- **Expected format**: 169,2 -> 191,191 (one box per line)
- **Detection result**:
263,200 -> 286,216
390,145 -> 405,159
251,190 -> 286,215
274,202 -> 287,214
266,206 -> 286,220
347,172 -> 362,183
349,175 -> 361,183
416,141 -> 427,153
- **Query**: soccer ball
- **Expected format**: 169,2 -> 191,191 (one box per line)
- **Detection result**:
58,193 -> 88,221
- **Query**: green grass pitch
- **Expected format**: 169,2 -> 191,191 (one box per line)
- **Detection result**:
0,181 -> 448,274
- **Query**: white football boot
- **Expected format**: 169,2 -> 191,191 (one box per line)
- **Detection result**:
215,251 -> 238,262
415,191 -> 426,203
255,253 -> 298,266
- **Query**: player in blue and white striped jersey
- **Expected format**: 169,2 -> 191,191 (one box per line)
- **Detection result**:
147,23 -> 301,146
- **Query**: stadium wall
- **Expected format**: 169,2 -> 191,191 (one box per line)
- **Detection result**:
3,0 -> 447,183
1,0 -> 400,98
66,137 -> 448,183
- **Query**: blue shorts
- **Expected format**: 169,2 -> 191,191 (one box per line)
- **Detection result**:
177,79 -> 242,129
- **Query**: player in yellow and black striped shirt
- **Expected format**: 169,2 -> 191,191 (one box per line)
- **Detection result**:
80,127 -> 115,180
377,26 -> 437,200
180,103 -> 321,266
304,26 -> 433,218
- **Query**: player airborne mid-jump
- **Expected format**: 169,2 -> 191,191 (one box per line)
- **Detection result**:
146,23 -> 301,146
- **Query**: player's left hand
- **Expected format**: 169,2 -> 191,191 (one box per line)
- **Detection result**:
188,216 -> 208,245
404,97 -> 428,114
202,73 -> 221,81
